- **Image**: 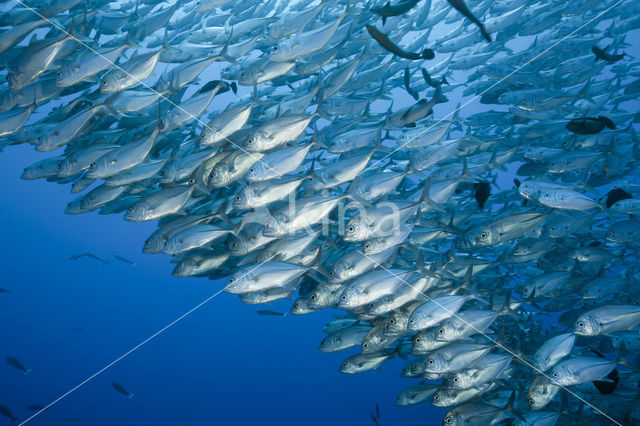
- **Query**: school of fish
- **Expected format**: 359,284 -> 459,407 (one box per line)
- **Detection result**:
2,0 -> 640,424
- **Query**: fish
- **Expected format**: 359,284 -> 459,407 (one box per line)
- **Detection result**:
3,0 -> 640,424
592,45 -> 625,63
256,310 -> 286,316
0,288 -> 10,294
6,355 -> 31,374
112,382 -> 134,398
447,0 -> 491,42
68,253 -> 109,264
26,404 -> 46,411
371,0 -> 421,25
566,116 -> 616,134
0,405 -> 17,423
366,25 -> 435,60
113,254 -> 136,265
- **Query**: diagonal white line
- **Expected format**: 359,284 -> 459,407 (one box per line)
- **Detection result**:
18,255 -> 277,425
364,0 -> 626,175
356,249 -> 623,426
12,0 -> 288,180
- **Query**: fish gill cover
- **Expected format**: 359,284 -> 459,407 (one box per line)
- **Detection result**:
1,0 -> 640,424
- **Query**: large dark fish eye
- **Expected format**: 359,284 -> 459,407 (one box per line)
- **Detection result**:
434,394 -> 439,400
552,372 -> 558,377
235,195 -> 241,201
228,277 -> 235,283
428,359 -> 434,365
347,225 -> 354,232
415,337 -> 420,343
127,208 -> 134,213
310,294 -> 316,300
57,72 -> 62,78
247,138 -> 254,144
453,377 -> 458,382
480,232 -> 487,239
445,417 -> 452,424
528,399 -> 535,406
438,328 -> 444,334
102,80 -> 107,85
363,343 -> 368,348
577,321 -> 585,327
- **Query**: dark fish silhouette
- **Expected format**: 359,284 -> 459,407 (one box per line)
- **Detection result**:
6,355 -> 31,374
447,0 -> 491,42
0,288 -> 10,293
370,402 -> 381,425
257,310 -> 286,316
112,382 -> 134,398
0,405 -> 17,423
26,404 -> 46,411
366,25 -> 434,60
113,254 -> 136,265
603,188 -> 632,208
592,45 -> 625,63
473,182 -> 491,209
371,0 -> 421,25
404,68 -> 419,100
566,116 -> 615,135
68,252 -> 109,264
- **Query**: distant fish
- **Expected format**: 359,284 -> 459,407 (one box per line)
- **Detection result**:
0,288 -> 10,294
26,404 -> 46,411
112,382 -> 134,398
371,0 -> 421,25
447,0 -> 491,42
0,405 -> 17,423
366,25 -> 434,60
257,310 -> 286,316
113,254 -> 136,266
566,116 -> 615,135
370,402 -> 381,425
603,188 -> 632,209
6,356 -> 31,374
473,182 -> 491,209
592,45 -> 625,63
68,252 -> 109,264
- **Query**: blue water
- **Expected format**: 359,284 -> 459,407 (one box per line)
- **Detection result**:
0,147 -> 445,425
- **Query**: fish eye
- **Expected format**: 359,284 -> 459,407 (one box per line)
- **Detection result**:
264,223 -> 270,229
363,343 -> 368,348
438,328 -> 444,334
273,46 -> 278,52
341,295 -> 346,300
247,138 -> 254,144
342,362 -> 348,368
389,319 -> 395,324
57,72 -> 61,77
89,162 -> 96,168
102,80 -> 107,85
409,319 -> 414,324
228,277 -> 235,284
328,271 -> 333,276
235,195 -> 241,201
128,208 -> 134,213
428,359 -> 434,365
310,294 -> 316,300
364,243 -> 370,249
577,321 -> 585,328
480,232 -> 487,239
415,337 -> 421,343
249,168 -> 255,173
434,394 -> 439,400
453,377 -> 458,382
188,178 -> 195,185
347,225 -> 355,233
57,163 -> 63,169
528,399 -> 535,406
552,372 -> 558,377
160,170 -> 165,176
